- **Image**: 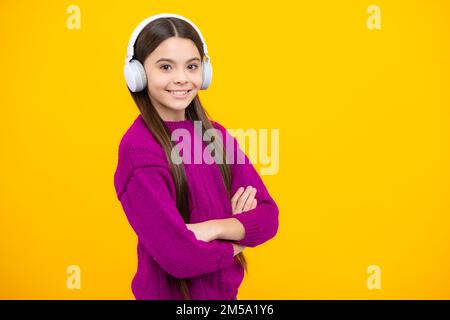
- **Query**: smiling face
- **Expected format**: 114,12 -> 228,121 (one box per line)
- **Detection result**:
143,37 -> 203,121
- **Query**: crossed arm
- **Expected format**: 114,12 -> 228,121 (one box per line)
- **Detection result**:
186,185 -> 258,254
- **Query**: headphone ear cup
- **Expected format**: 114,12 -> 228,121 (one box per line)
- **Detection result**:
201,60 -> 213,90
124,60 -> 147,92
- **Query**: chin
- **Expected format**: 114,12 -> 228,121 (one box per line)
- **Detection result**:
167,98 -> 195,109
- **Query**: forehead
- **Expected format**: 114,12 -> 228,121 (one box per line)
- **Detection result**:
148,37 -> 201,62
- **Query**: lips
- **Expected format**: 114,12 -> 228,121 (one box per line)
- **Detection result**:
166,89 -> 192,93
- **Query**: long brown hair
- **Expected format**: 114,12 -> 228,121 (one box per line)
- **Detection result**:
127,17 -> 247,300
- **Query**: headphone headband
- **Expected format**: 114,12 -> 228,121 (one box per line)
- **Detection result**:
125,13 -> 209,64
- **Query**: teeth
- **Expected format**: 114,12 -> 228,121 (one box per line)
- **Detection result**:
169,90 -> 189,95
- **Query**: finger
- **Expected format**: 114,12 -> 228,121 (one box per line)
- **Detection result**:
234,186 -> 253,213
231,187 -> 245,211
235,186 -> 253,213
236,186 -> 253,212
250,199 -> 257,210
243,187 -> 257,212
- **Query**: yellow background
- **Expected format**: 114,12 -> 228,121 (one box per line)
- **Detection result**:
1,0 -> 449,299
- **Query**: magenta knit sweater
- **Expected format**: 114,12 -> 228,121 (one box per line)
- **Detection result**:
113,115 -> 279,300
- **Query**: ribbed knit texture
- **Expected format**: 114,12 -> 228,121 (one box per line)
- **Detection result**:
113,114 -> 279,300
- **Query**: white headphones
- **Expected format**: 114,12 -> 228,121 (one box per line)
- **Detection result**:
124,13 -> 213,92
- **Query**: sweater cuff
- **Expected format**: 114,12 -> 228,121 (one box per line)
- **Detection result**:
216,241 -> 235,269
233,212 -> 261,247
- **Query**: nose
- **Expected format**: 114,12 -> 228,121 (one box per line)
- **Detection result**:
174,68 -> 189,84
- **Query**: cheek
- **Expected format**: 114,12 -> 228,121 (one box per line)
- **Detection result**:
144,65 -> 163,83
146,73 -> 169,90
191,72 -> 203,88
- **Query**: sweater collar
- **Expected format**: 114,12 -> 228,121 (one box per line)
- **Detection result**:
163,118 -> 194,130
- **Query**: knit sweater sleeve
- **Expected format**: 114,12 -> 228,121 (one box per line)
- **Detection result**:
212,121 -> 279,248
115,146 -> 235,279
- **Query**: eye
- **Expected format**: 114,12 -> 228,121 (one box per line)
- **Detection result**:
160,64 -> 171,71
188,64 -> 199,70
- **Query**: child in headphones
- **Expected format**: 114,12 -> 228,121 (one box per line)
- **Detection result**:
114,13 -> 279,300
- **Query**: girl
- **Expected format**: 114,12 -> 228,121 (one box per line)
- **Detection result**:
114,13 -> 279,300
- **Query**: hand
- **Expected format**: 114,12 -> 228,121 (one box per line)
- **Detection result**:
231,186 -> 257,214
186,220 -> 220,242
232,243 -> 246,256
230,186 -> 257,253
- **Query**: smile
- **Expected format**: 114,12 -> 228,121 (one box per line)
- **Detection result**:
166,90 -> 192,99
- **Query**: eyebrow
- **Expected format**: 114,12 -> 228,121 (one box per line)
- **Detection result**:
155,57 -> 201,64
